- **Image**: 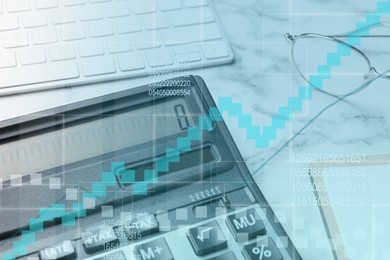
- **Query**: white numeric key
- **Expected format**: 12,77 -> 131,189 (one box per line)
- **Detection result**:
0,16 -> 19,31
34,0 -> 58,9
20,47 -> 46,65
161,23 -> 221,46
23,13 -> 48,28
169,7 -> 214,27
31,28 -> 57,44
0,52 -> 17,68
3,31 -> 29,48
6,0 -> 31,13
81,56 -> 116,77
49,44 -> 75,61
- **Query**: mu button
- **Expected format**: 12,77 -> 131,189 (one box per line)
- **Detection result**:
187,221 -> 227,256
226,208 -> 266,242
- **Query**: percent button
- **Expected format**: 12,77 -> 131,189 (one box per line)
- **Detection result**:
242,238 -> 283,260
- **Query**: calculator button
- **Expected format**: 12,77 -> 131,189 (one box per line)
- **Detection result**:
17,255 -> 39,260
207,251 -> 237,260
226,208 -> 266,242
124,214 -> 159,240
187,221 -> 228,256
134,238 -> 174,260
242,238 -> 283,260
81,226 -> 119,254
93,250 -> 126,260
39,240 -> 76,260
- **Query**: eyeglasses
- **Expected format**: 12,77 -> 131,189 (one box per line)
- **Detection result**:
285,22 -> 390,98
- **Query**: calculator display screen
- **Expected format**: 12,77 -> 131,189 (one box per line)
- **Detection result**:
0,97 -> 194,181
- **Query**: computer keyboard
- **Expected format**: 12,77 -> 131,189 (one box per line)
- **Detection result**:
0,0 -> 234,95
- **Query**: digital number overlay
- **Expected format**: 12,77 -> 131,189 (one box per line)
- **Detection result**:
2,1 -> 389,259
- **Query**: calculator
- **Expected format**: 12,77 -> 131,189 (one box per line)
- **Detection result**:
0,76 -> 302,260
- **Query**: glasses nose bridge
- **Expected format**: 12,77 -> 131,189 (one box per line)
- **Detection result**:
284,33 -> 296,43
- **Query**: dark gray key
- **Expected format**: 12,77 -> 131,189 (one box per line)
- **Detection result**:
39,240 -> 76,260
124,214 -> 159,240
187,221 -> 227,256
17,254 -> 39,260
81,226 -> 119,254
242,238 -> 283,260
226,208 -> 266,242
134,238 -> 174,260
207,251 -> 237,260
93,250 -> 126,260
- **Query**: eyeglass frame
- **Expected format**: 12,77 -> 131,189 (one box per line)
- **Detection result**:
285,22 -> 390,98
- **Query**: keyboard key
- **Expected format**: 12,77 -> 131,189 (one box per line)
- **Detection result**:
62,0 -> 85,6
3,31 -> 29,48
130,0 -> 156,14
39,240 -> 76,260
175,51 -> 201,63
161,23 -> 221,46
105,2 -> 130,18
78,42 -> 104,57
187,221 -> 227,256
201,41 -> 229,60
77,6 -> 102,21
146,49 -> 173,68
34,0 -> 59,9
106,35 -> 132,54
169,7 -> 214,27
0,16 -> 19,31
114,16 -> 141,34
23,13 -> 48,28
90,0 -> 110,3
88,21 -> 114,38
50,9 -> 76,24
17,254 -> 40,260
31,28 -> 57,44
81,56 -> 116,76
226,208 -> 266,242
20,47 -> 46,65
61,24 -> 86,41
207,252 -> 237,260
81,226 -> 119,254
183,0 -> 208,8
94,250 -> 126,260
243,238 -> 283,260
117,52 -> 145,72
157,0 -> 182,11
0,60 -> 79,88
142,13 -> 168,30
0,52 -> 17,69
124,214 -> 159,240
50,44 -> 75,61
134,31 -> 161,50
6,0 -> 31,13
134,238 -> 174,260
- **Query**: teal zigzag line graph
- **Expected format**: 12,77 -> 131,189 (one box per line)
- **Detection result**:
3,2 -> 389,259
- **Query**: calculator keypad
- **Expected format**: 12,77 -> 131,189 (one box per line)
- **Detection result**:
18,205 -> 289,260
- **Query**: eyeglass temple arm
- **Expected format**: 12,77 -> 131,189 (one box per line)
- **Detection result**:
287,22 -> 390,39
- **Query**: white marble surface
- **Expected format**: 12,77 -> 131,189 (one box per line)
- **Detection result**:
1,0 -> 390,259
